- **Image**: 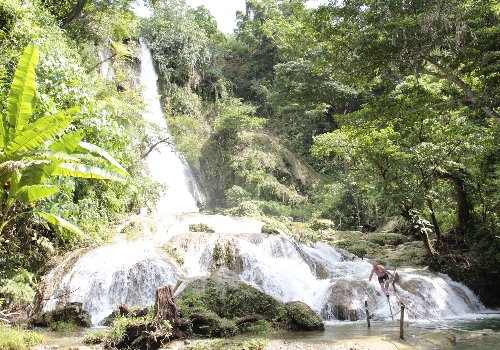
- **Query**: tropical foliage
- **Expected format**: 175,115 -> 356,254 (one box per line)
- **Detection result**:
0,45 -> 128,239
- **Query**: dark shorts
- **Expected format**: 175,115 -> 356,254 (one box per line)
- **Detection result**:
378,273 -> 389,284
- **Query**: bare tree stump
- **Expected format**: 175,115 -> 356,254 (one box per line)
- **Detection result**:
154,285 -> 178,321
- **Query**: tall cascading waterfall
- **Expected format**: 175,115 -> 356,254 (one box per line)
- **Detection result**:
38,1 -> 487,326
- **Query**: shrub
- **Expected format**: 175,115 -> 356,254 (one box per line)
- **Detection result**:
0,324 -> 43,350
367,233 -> 407,246
0,270 -> 36,309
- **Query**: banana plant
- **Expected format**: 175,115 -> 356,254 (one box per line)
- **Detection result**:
0,45 -> 129,238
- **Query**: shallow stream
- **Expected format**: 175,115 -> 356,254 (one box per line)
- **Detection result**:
38,315 -> 500,350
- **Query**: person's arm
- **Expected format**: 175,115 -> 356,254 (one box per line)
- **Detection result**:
368,269 -> 374,281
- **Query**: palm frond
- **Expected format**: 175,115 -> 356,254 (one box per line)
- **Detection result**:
18,185 -> 59,204
50,130 -> 85,153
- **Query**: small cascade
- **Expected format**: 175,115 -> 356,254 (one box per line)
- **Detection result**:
166,232 -> 485,322
42,240 -> 183,324
41,218 -> 486,325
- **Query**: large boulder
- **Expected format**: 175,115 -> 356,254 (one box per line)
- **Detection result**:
30,302 -> 91,327
176,269 -> 325,334
285,301 -> 324,331
319,279 -> 371,321
176,268 -> 284,320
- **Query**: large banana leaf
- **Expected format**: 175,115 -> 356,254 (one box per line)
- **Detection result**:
5,45 -> 39,145
52,162 -> 127,182
18,185 -> 60,205
34,211 -> 87,238
76,142 -> 129,176
50,130 -> 85,153
5,111 -> 73,157
32,151 -> 80,163
18,162 -> 56,188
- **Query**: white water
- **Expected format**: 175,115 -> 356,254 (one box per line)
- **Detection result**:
39,1 -> 487,325
139,38 -> 205,213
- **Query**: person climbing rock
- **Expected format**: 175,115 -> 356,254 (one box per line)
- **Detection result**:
368,261 -> 394,297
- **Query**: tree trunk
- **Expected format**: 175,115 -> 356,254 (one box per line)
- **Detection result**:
400,205 -> 436,264
438,170 -> 474,234
154,285 -> 178,321
426,198 -> 441,241
59,0 -> 88,28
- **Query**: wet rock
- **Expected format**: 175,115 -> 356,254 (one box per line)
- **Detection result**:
30,302 -> 91,327
176,268 -> 284,321
176,269 -> 325,334
320,280 -> 368,321
331,305 -> 359,321
285,301 -> 324,331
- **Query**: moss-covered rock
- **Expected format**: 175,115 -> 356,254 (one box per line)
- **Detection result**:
30,302 -> 91,328
261,223 -> 281,235
176,269 -> 284,321
285,301 -> 324,331
309,219 -> 336,231
366,232 -> 407,246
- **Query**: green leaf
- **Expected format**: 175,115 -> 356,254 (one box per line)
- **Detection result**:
5,45 -> 40,145
34,211 -> 87,238
6,170 -> 22,212
5,111 -> 73,157
50,130 -> 85,153
76,142 -> 129,175
52,162 -> 127,182
18,162 -> 56,188
18,185 -> 59,204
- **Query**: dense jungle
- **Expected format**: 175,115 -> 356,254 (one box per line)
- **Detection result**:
0,0 -> 498,349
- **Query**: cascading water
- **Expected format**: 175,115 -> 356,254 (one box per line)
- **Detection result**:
139,37 -> 205,214
39,0 -> 487,327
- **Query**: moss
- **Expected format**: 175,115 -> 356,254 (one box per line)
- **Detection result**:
120,220 -> 142,239
238,319 -> 273,334
306,229 -> 426,268
367,232 -> 407,246
309,219 -> 336,231
261,223 -> 280,235
189,223 -> 215,233
285,301 -> 324,331
49,320 -> 80,332
176,272 -> 287,326
159,244 -> 184,265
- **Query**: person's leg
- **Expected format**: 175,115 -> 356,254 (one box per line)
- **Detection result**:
384,280 -> 390,296
380,282 -> 387,296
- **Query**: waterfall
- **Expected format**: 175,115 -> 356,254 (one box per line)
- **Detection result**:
139,38 -> 205,214
41,224 -> 486,325
38,0 -> 487,326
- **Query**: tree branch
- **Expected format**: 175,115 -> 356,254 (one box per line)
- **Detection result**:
141,137 -> 173,159
85,52 -> 117,74
424,59 -> 499,122
59,0 -> 88,29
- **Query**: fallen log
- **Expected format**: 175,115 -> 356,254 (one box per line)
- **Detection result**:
235,314 -> 264,325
